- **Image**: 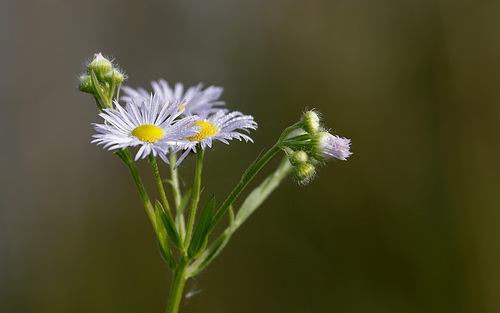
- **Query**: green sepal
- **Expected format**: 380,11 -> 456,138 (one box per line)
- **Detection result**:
187,196 -> 215,260
155,201 -> 182,249
154,205 -> 176,269
89,69 -> 108,105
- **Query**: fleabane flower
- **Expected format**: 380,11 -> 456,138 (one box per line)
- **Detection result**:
92,95 -> 200,163
173,109 -> 258,167
121,79 -> 225,119
312,132 -> 352,161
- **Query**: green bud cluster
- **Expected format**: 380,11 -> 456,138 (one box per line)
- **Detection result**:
283,149 -> 316,185
278,110 -> 322,184
280,109 -> 351,185
78,53 -> 126,109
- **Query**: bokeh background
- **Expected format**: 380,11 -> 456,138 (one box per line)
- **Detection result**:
1,0 -> 500,312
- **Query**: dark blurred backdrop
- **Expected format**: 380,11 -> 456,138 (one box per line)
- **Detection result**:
1,0 -> 500,312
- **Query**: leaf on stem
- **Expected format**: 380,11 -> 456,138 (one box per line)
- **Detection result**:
187,230 -> 231,277
155,201 -> 182,249
187,196 -> 215,259
235,156 -> 292,231
154,206 -> 176,269
89,69 -> 108,105
178,189 -> 192,216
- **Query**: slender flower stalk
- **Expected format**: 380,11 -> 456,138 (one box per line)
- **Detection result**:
149,154 -> 179,242
169,153 -> 186,239
210,143 -> 282,231
169,153 -> 183,210
184,146 -> 204,246
115,149 -> 157,229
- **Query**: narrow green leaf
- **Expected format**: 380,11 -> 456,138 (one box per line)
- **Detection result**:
190,157 -> 292,277
187,196 -> 215,259
89,69 -> 107,104
234,156 -> 292,231
175,189 -> 191,236
155,201 -> 181,248
178,189 -> 192,216
154,205 -> 176,269
187,230 -> 231,277
228,205 -> 234,226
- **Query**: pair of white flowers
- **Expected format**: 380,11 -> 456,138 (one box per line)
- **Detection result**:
92,79 -> 257,167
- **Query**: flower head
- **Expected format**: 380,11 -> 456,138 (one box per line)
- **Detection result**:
121,79 -> 225,119
92,95 -> 200,163
173,110 -> 258,167
312,132 -> 352,161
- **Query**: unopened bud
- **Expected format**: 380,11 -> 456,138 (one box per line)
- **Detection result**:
78,74 -> 94,94
88,52 -> 113,77
294,162 -> 316,185
103,68 -> 125,85
301,110 -> 321,134
289,150 -> 308,166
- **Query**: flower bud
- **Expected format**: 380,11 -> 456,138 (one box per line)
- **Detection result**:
301,110 -> 321,134
294,162 -> 316,185
103,68 -> 125,85
78,74 -> 94,94
289,150 -> 308,166
312,132 -> 352,161
87,52 -> 113,78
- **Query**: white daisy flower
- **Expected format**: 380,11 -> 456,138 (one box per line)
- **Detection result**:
173,109 -> 258,167
121,79 -> 226,119
92,95 -> 200,163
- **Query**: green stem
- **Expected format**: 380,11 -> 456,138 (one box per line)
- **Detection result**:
184,147 -> 204,247
170,153 -> 186,239
115,83 -> 122,103
149,154 -> 173,218
278,122 -> 301,142
94,96 -> 104,113
149,154 -> 181,248
108,83 -> 116,105
165,256 -> 189,313
169,153 -> 183,210
116,149 -> 156,228
210,143 -> 282,232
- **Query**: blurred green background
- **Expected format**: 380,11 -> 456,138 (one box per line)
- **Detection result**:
1,0 -> 500,312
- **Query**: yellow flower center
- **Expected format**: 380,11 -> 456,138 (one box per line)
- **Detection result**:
186,121 -> 220,141
131,124 -> 163,143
